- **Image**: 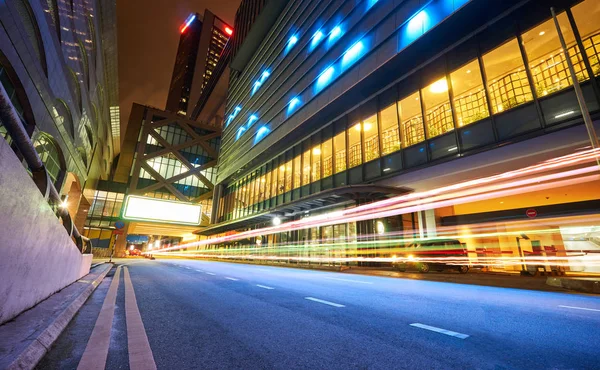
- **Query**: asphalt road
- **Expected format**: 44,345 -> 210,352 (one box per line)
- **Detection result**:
39,259 -> 600,369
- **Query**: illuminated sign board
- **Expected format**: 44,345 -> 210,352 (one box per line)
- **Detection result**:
123,195 -> 202,225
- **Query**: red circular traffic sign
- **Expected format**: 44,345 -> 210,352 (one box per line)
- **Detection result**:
526,209 -> 537,218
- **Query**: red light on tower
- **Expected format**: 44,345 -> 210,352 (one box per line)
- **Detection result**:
225,26 -> 233,36
180,14 -> 196,33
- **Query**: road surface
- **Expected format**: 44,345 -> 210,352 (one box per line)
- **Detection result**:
38,259 -> 600,369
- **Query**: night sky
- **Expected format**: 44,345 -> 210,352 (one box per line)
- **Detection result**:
116,0 -> 240,138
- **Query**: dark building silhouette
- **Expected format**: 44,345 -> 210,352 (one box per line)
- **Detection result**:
166,10 -> 232,117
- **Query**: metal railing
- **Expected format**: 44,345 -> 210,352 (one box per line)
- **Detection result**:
0,83 -> 91,253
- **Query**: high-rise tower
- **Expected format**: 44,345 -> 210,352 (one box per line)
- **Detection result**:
166,10 -> 233,117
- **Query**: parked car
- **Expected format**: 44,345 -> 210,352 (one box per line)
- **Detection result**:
392,239 -> 470,273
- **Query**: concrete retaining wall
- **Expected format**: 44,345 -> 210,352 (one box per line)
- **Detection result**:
0,137 -> 92,325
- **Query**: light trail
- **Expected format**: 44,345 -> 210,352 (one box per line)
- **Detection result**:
148,149 -> 600,254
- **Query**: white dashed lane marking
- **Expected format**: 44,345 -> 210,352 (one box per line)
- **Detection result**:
305,297 -> 345,308
205,272 -> 216,276
559,305 -> 600,312
410,323 -> 469,339
324,277 -> 373,285
225,277 -> 239,281
256,284 -> 275,290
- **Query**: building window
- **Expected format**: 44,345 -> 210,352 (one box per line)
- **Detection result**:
33,133 -> 63,187
322,138 -> 333,178
571,0 -> 600,76
293,155 -> 301,188
265,170 -> 272,200
482,39 -> 533,114
277,163 -> 285,194
312,145 -> 321,181
399,92 -> 425,147
302,150 -> 311,185
422,77 -> 454,138
348,123 -> 362,168
522,16 -> 588,98
0,62 -> 27,145
284,160 -> 293,192
362,114 -> 379,162
270,167 -> 278,199
334,132 -> 346,173
380,103 -> 401,154
450,59 -> 489,127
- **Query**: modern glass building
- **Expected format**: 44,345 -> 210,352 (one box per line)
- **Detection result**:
0,0 -> 119,236
166,10 -> 233,117
200,0 -> 600,274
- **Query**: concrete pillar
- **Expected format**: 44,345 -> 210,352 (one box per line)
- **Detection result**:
424,209 -> 437,237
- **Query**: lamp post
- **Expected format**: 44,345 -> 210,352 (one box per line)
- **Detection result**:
551,7 -> 600,162
516,234 -> 530,275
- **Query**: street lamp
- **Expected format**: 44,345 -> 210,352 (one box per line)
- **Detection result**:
272,217 -> 282,226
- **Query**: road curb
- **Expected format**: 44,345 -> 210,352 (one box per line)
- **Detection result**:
546,277 -> 600,294
6,263 -> 112,370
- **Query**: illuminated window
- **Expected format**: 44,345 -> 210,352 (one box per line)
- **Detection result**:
34,133 -> 62,186
270,168 -> 278,199
254,176 -> 261,205
293,155 -> 302,188
322,138 -> 333,178
572,0 -> 600,76
362,114 -> 379,161
258,175 -> 266,202
334,132 -> 346,173
380,103 -> 401,154
348,123 -> 362,168
302,150 -> 311,185
277,164 -> 285,194
522,16 -> 588,98
285,160 -> 293,192
482,39 -> 533,114
422,77 -> 454,138
450,59 -> 489,127
398,92 -> 425,147
312,145 -> 321,181
265,170 -> 272,199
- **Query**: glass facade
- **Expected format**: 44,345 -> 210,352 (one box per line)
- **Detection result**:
33,133 -> 63,186
215,1 -> 600,225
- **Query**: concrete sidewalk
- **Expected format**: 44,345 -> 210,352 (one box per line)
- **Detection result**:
0,263 -> 112,370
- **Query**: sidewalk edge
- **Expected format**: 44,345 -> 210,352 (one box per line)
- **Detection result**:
7,263 -> 113,370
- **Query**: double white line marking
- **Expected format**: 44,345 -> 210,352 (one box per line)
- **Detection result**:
78,266 -> 156,370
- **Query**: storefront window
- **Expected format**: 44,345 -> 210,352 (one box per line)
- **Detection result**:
571,0 -> 600,76
302,149 -> 311,185
422,77 -> 454,138
482,38 -> 533,114
522,16 -> 588,98
293,155 -> 301,188
334,132 -> 346,173
362,114 -> 379,161
285,160 -> 293,192
398,92 -> 425,147
312,145 -> 321,181
380,103 -> 401,154
348,123 -> 362,168
322,138 -> 333,178
450,59 -> 489,127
